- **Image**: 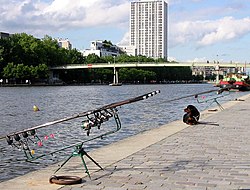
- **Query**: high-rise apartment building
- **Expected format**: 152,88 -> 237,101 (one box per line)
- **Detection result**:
130,0 -> 168,59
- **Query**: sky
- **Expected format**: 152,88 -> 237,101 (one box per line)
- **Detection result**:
1,0 -> 250,63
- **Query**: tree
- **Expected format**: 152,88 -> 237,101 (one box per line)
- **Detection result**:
67,48 -> 85,64
42,35 -> 64,66
13,33 -> 45,66
102,40 -> 113,46
35,64 -> 49,80
119,68 -> 157,83
102,55 -> 115,64
0,46 -> 4,77
143,70 -> 157,82
86,54 -> 102,63
14,64 -> 31,82
93,68 -> 113,83
2,63 -> 49,83
3,35 -> 24,66
0,46 -> 3,63
2,62 -> 16,79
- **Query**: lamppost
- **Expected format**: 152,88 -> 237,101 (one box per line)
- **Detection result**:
109,56 -> 121,86
113,56 -> 116,83
215,54 -> 220,85
110,56 -> 117,85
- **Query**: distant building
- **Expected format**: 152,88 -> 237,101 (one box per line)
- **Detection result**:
82,40 -> 122,57
57,38 -> 72,50
130,0 -> 168,59
192,65 -> 232,79
0,32 -> 11,39
118,45 -> 137,56
192,66 -> 215,79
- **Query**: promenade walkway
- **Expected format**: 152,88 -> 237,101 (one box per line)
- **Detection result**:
1,93 -> 250,190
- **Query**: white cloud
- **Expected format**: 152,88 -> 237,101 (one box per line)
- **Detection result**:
167,56 -> 177,62
117,31 -> 130,45
170,16 -> 250,47
2,0 -> 250,54
187,57 -> 207,62
199,17 -> 250,46
0,0 -> 130,35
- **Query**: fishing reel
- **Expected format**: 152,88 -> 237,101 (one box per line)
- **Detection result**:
5,129 -> 42,159
82,109 -> 115,136
6,130 -> 40,147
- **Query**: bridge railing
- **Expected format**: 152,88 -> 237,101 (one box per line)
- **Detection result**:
50,62 -> 249,70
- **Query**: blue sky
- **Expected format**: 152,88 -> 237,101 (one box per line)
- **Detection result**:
1,0 -> 250,63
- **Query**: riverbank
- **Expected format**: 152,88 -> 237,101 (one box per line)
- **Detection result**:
1,92 -> 250,189
0,80 -> 208,87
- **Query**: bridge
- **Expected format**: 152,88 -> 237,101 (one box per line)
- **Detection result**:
50,62 -> 249,85
50,62 -> 250,70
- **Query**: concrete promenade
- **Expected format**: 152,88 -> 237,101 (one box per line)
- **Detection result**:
1,93 -> 250,190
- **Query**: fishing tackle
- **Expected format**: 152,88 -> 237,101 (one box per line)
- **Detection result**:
195,89 -> 230,110
0,90 -> 160,177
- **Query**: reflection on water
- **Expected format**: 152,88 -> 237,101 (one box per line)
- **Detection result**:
0,84 -> 248,182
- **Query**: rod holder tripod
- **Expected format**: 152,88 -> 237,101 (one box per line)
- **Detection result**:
54,143 -> 103,179
208,98 -> 224,110
54,109 -> 121,178
195,94 -> 227,111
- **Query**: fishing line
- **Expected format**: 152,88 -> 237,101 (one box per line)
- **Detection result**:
141,88 -> 227,111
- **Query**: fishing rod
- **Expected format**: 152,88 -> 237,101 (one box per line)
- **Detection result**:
0,90 -> 160,177
195,89 -> 231,110
1,91 -> 160,157
0,88 -> 227,145
0,90 -> 160,141
153,87 -> 228,105
0,88 -> 229,179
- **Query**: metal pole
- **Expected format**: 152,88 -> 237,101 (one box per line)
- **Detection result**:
113,56 -> 116,84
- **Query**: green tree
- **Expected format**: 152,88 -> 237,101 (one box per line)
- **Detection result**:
13,33 -> 44,66
94,68 -> 113,83
143,70 -> 157,82
2,63 -> 49,83
4,35 -> 24,66
86,54 -> 102,63
0,46 -> 3,63
0,46 -> 4,77
102,40 -> 113,46
67,48 -> 85,64
14,64 -> 31,82
2,62 -> 16,79
102,55 -> 115,64
119,68 -> 156,83
36,64 -> 49,80
41,35 -> 67,66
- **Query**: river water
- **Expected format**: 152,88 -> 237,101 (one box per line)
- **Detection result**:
0,84 -> 248,182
